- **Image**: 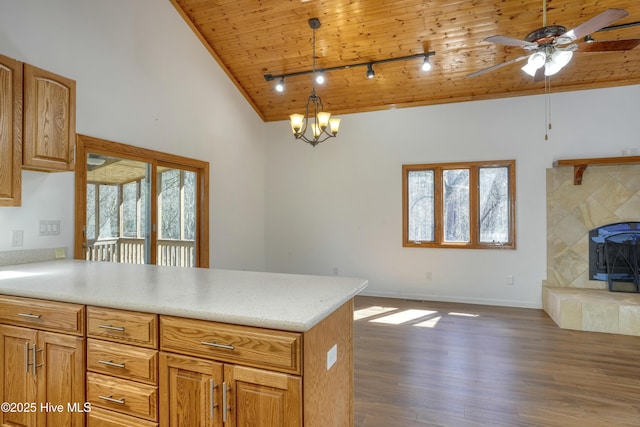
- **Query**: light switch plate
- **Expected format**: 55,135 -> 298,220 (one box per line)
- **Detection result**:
39,220 -> 61,236
11,230 -> 23,247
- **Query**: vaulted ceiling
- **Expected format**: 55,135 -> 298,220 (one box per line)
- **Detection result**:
170,0 -> 640,122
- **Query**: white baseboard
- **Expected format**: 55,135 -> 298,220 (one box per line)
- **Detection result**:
359,289 -> 542,309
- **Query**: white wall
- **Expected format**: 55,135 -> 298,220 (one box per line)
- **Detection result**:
0,0 -> 266,270
264,85 -> 640,308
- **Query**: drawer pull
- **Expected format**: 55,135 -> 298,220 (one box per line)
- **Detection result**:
98,359 -> 126,369
98,394 -> 125,405
18,313 -> 41,319
200,340 -> 234,351
98,324 -> 125,332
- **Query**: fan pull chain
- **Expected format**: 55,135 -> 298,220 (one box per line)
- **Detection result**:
544,77 -> 552,140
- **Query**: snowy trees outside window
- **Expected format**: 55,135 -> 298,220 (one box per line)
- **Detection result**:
403,160 -> 515,249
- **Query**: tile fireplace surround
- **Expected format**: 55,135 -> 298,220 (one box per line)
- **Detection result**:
544,161 -> 640,336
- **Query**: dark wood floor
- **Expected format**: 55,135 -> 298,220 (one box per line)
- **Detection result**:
353,295 -> 640,427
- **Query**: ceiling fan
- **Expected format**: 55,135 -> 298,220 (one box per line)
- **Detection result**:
468,7 -> 640,79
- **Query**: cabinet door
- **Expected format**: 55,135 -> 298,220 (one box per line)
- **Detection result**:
159,352 -> 223,427
224,365 -> 301,427
0,54 -> 22,206
23,63 -> 75,171
0,325 -> 37,427
36,332 -> 85,427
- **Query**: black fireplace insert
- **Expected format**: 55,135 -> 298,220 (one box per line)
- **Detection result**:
589,222 -> 640,292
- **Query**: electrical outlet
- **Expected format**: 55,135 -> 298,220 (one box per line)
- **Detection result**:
507,275 -> 514,285
327,344 -> 337,370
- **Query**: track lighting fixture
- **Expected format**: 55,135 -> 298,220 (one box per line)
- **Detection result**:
366,64 -> 375,79
264,52 -> 436,89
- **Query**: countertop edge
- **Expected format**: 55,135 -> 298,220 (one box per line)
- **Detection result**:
0,261 -> 369,332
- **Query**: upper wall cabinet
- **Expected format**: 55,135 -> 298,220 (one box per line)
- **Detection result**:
0,54 -> 23,206
22,63 -> 76,172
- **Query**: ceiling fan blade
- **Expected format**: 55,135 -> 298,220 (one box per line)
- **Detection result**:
575,38 -> 640,52
484,35 -> 538,49
561,8 -> 629,42
533,67 -> 546,83
467,55 -> 529,78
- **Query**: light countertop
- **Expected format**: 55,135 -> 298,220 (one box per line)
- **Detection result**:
0,260 -> 368,332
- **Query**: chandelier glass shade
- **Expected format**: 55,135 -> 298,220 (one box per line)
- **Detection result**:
289,18 -> 340,147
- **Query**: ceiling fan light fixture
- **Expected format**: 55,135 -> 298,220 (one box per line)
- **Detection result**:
545,50 -> 573,76
528,51 -> 547,69
552,50 -> 573,68
521,62 -> 539,77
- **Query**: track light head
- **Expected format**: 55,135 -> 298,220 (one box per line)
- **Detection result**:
366,63 -> 375,79
275,78 -> 285,93
421,56 -> 432,72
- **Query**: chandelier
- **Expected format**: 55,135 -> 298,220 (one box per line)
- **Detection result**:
264,18 -> 436,147
288,18 -> 340,147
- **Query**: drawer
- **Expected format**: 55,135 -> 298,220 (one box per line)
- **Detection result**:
87,339 -> 158,385
87,407 -> 158,427
87,372 -> 158,422
88,306 -> 158,348
160,316 -> 302,374
0,295 -> 84,335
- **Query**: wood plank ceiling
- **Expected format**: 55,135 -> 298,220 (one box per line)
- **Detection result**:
170,0 -> 640,122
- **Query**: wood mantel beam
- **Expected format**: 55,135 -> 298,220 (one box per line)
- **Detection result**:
553,156 -> 640,185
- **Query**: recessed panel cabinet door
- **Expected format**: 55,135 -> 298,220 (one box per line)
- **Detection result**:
0,54 -> 22,206
0,325 -> 85,427
159,352 -> 223,427
37,332 -> 85,427
224,365 -> 302,427
0,325 -> 38,427
23,63 -> 75,171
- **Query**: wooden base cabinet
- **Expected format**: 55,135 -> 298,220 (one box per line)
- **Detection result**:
159,300 -> 354,427
0,324 -> 85,427
0,294 -> 355,427
159,353 -> 301,427
86,307 -> 159,426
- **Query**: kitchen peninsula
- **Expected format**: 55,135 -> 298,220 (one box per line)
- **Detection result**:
0,260 -> 367,426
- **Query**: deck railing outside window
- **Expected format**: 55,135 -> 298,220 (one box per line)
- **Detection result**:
85,238 -> 195,267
